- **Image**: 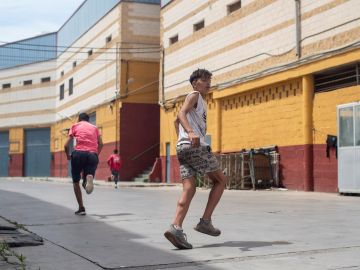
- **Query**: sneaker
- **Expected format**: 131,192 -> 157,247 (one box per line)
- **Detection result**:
85,175 -> 94,194
75,207 -> 86,216
194,218 -> 221,236
164,225 -> 193,249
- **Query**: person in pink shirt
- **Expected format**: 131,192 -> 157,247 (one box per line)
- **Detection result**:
64,112 -> 103,215
107,149 -> 122,189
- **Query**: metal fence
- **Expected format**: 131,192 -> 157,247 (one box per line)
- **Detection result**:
197,147 -> 280,190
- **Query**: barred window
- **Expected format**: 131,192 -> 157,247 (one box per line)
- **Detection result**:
60,84 -> 65,100
2,83 -> 11,89
23,80 -> 32,86
41,77 -> 51,83
228,1 -> 241,14
69,78 -> 73,96
169,35 -> 178,45
193,20 -> 205,32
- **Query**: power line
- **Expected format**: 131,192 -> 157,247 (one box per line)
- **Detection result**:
0,40 -> 160,51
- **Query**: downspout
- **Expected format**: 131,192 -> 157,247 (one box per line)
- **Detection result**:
161,47 -> 165,105
295,0 -> 301,58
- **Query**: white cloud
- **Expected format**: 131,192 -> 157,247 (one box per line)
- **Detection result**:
0,0 -> 84,43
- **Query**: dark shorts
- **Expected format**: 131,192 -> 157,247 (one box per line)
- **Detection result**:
111,170 -> 119,182
71,150 -> 99,183
176,144 -> 220,180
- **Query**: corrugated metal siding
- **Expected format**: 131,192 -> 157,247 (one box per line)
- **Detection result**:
57,0 -> 120,55
24,128 -> 51,177
0,33 -> 57,70
0,131 -> 9,176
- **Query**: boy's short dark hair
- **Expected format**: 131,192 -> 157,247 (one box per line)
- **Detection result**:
189,68 -> 212,84
78,112 -> 89,122
113,149 -> 118,154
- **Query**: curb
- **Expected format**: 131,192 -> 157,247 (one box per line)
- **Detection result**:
0,177 -> 180,188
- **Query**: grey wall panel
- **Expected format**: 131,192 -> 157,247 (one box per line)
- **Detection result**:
0,131 -> 9,177
25,128 -> 51,177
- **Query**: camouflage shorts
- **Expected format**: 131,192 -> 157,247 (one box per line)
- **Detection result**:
176,144 -> 220,180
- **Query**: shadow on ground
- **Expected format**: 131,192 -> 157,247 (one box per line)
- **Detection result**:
0,189 -> 233,270
199,241 -> 291,251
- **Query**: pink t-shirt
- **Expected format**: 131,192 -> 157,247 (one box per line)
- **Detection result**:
69,121 -> 100,153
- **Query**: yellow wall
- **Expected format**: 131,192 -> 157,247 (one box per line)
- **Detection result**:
51,118 -> 75,153
51,59 -> 160,151
160,79 -> 304,155
160,103 -> 180,156
96,101 -> 119,144
120,60 -> 160,104
313,85 -> 360,144
221,79 -> 303,152
9,128 -> 24,154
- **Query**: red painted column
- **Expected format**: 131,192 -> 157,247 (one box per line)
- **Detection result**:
9,153 -> 23,176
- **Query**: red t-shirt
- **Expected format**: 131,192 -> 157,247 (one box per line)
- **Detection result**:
69,121 -> 100,153
107,154 -> 122,171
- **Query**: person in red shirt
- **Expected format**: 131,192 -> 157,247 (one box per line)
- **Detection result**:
64,112 -> 103,215
107,149 -> 122,189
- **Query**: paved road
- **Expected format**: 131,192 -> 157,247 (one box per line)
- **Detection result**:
0,178 -> 360,270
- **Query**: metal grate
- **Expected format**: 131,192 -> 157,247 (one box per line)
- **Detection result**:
314,62 -> 359,93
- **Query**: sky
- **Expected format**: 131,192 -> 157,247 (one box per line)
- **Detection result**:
0,0 -> 85,43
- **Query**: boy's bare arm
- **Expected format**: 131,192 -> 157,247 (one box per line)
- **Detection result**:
98,135 -> 103,155
64,137 -> 72,160
174,118 -> 180,137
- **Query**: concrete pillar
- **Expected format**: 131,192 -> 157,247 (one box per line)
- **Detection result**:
302,75 -> 314,191
215,99 -> 222,153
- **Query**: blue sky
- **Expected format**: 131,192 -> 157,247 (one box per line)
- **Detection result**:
0,0 -> 84,43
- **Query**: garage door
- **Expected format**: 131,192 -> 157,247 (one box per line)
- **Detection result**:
25,128 -> 51,177
0,131 -> 9,176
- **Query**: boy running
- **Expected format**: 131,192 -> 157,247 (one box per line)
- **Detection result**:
107,149 -> 122,188
64,112 -> 103,215
164,69 -> 226,249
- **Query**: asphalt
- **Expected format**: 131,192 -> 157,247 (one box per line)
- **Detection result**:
0,177 -> 360,270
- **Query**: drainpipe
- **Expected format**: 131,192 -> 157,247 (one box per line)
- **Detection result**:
302,75 -> 314,191
295,0 -> 301,58
161,47 -> 165,105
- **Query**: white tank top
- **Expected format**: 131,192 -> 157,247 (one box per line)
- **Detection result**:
177,91 -> 208,146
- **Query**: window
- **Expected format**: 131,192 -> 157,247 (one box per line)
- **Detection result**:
89,112 -> 96,125
60,84 -> 64,100
169,35 -> 179,45
106,35 -> 112,43
2,83 -> 11,89
41,77 -> 51,83
314,62 -> 359,93
61,71 -> 64,77
193,20 -> 205,32
228,1 -> 241,14
23,80 -> 32,86
88,49 -> 93,57
69,78 -> 73,96
73,61 -> 77,68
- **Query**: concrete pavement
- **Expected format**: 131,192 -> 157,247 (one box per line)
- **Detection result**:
0,178 -> 360,269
